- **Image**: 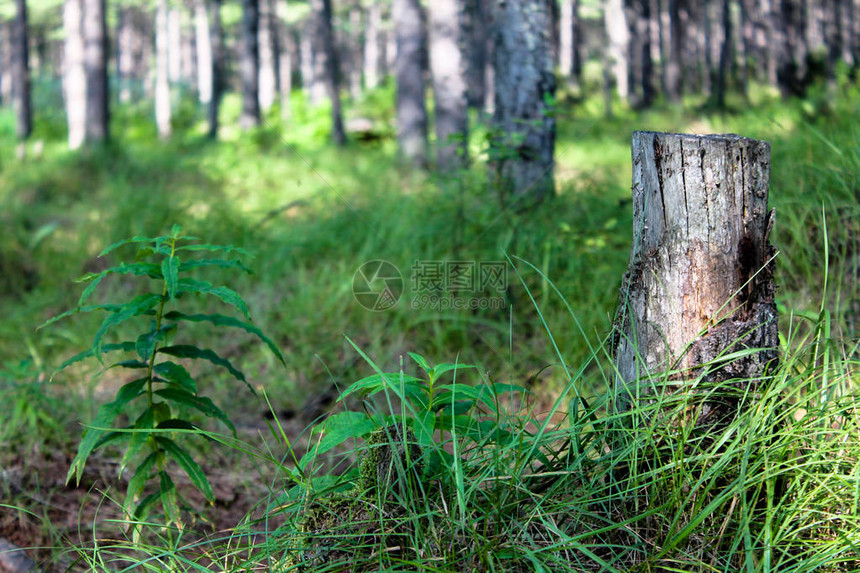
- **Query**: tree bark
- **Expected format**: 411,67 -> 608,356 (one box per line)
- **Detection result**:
394,0 -> 428,167
240,0 -> 261,129
665,0 -> 682,102
276,0 -> 292,119
716,0 -> 732,109
64,0 -> 86,149
605,0 -> 629,99
429,0 -> 468,170
364,1 -> 383,89
310,0 -> 345,145
258,0 -> 278,112
13,0 -> 32,141
156,0 -> 172,139
195,0 -> 213,104
83,0 -> 108,143
348,5 -> 363,97
613,132 -> 778,422
207,0 -> 223,138
490,0 -> 556,206
168,7 -> 182,82
559,0 -> 583,90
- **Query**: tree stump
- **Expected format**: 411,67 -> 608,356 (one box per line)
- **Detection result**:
613,132 -> 778,422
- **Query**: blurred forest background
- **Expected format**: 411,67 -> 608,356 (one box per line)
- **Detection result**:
0,0 -> 858,569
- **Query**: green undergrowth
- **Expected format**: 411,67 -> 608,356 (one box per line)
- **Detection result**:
0,81 -> 858,569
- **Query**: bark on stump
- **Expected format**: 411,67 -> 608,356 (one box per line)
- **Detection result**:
613,132 -> 778,423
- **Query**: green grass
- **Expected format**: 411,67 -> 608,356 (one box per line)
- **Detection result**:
0,79 -> 858,570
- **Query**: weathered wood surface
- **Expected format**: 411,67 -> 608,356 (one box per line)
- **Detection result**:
613,132 -> 778,418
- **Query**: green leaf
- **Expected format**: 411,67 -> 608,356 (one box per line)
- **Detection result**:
122,408 -> 155,476
407,352 -> 432,373
157,345 -> 250,391
431,362 -> 478,378
66,378 -> 147,485
92,429 -> 132,450
163,312 -> 285,366
99,235 -> 160,257
153,361 -> 197,394
179,258 -> 253,275
54,341 -> 136,374
37,303 -> 130,332
76,262 -> 162,307
316,411 -> 376,455
176,278 -> 250,319
338,373 -> 426,401
159,471 -> 182,528
125,451 -> 158,517
175,244 -> 252,257
162,256 -> 180,300
111,360 -> 149,370
135,323 -> 177,362
156,419 -> 198,432
92,293 -> 163,362
154,387 -> 236,435
155,436 -> 214,502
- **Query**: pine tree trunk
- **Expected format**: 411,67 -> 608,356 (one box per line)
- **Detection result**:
429,0 -> 468,170
276,0 -> 292,120
258,0 -> 277,112
348,6 -> 363,98
83,0 -> 108,143
168,8 -> 182,82
665,0 -> 682,101
613,132 -> 778,422
363,2 -> 383,89
207,0 -> 223,138
462,0 -> 487,109
240,0 -> 261,129
195,0 -> 213,104
64,0 -> 86,149
13,0 -> 31,141
394,0 -> 428,166
310,0 -> 345,145
605,0 -> 629,99
490,0 -> 556,206
155,0 -> 172,139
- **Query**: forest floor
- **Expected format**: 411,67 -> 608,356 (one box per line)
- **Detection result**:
0,84 -> 858,570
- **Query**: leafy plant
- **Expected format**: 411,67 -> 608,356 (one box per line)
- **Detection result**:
300,345 -> 530,479
38,225 -> 284,532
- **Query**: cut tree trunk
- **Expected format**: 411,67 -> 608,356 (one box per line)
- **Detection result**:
613,132 -> 778,424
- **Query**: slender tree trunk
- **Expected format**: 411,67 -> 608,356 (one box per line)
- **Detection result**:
559,0 -> 582,90
364,2 -> 383,89
665,0 -> 682,101
310,0 -> 345,145
83,0 -> 108,143
208,0 -> 223,138
429,0 -> 468,170
490,0 -> 556,206
13,0 -> 32,142
461,0 -> 487,110
259,0 -> 277,112
625,0 -> 655,108
240,0 -> 261,128
606,0 -> 629,99
117,7 -> 134,103
348,5 -> 363,97
613,132 -> 778,422
181,10 -> 197,94
716,0 -> 732,108
394,0 -> 428,166
276,0 -> 292,119
64,0 -> 86,149
0,24 -> 10,105
168,8 -> 182,82
156,0 -> 172,139
195,0 -> 213,104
